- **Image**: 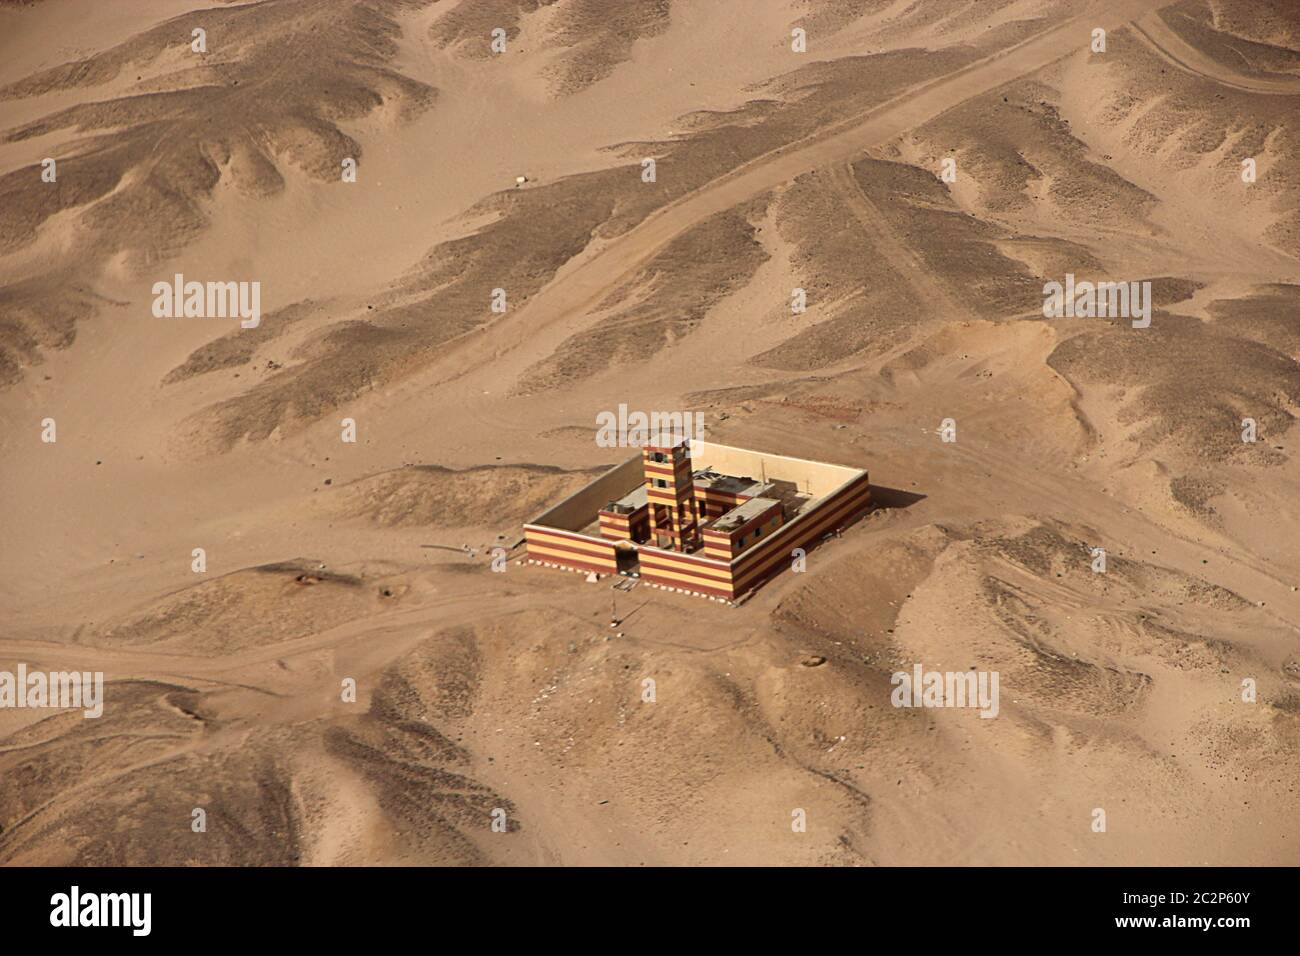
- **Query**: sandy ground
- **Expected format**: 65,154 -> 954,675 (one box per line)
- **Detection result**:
0,0 -> 1297,865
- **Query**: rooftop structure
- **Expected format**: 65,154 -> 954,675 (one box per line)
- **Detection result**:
692,471 -> 768,499
603,484 -> 646,515
523,439 -> 872,602
709,496 -> 781,533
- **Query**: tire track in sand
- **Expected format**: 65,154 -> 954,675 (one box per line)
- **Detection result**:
828,161 -> 977,325
407,0 -> 1170,396
1131,12 -> 1300,95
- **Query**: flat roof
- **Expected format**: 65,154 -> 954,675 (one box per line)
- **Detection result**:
693,468 -> 769,498
602,484 -> 647,513
709,496 -> 781,533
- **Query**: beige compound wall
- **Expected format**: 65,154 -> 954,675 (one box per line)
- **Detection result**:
687,440 -> 862,499
527,455 -> 644,531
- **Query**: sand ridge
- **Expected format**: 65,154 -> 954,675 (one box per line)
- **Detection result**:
1,0 -> 1297,865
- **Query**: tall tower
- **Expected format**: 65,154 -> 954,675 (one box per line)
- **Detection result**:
642,440 -> 699,552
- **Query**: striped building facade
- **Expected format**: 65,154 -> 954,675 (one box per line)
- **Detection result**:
642,443 -> 701,552
523,440 -> 872,602
522,524 -> 618,575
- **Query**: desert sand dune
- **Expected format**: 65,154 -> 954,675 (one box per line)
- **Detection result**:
1,0 -> 1297,867
1133,13 -> 1300,94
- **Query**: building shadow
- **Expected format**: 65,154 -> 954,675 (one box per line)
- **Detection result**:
867,484 -> 927,511
758,482 -> 922,573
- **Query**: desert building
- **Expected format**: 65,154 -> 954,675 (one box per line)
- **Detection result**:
523,439 -> 872,601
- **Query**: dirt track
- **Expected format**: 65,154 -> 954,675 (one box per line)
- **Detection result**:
2,0 -> 1298,867
415,0 -> 1169,395
1132,11 -> 1300,94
